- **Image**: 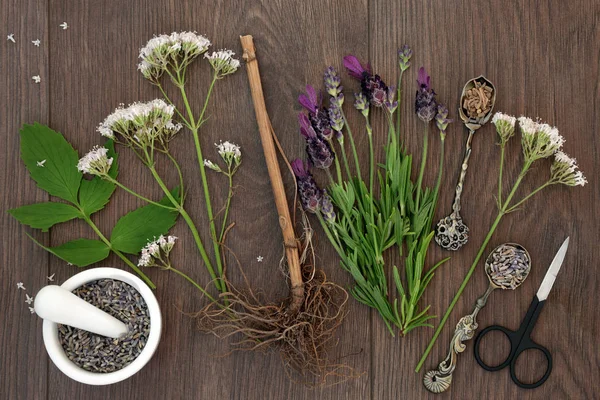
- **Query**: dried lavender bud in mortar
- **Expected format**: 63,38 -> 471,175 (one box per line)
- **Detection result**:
486,244 -> 531,290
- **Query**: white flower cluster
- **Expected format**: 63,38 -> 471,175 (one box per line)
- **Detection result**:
77,145 -> 113,176
97,99 -> 181,148
518,116 -> 565,161
205,49 -> 240,77
205,141 -> 242,174
551,151 -> 587,187
138,235 -> 178,267
492,112 -> 516,143
138,32 -> 211,81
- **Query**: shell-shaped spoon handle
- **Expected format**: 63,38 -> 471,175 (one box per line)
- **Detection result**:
34,285 -> 128,339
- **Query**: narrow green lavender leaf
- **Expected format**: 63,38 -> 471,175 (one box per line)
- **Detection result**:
8,202 -> 81,231
20,123 -> 82,203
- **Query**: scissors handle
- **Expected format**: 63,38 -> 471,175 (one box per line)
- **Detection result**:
474,324 -> 517,371
474,296 -> 553,389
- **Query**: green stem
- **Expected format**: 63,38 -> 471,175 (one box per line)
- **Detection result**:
219,172 -> 234,243
81,213 -> 155,289
156,82 -> 191,128
329,139 -> 342,184
340,109 -> 362,180
415,123 -> 429,209
179,77 -> 225,288
416,161 -> 532,372
427,135 -> 445,231
168,266 -> 217,302
396,69 -> 404,141
366,119 -> 375,219
498,144 -> 505,206
106,177 -> 176,210
338,138 -> 353,180
147,163 -> 223,293
164,151 -> 185,205
506,181 -> 552,213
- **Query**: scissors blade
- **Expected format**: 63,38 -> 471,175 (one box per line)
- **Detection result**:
536,237 -> 569,301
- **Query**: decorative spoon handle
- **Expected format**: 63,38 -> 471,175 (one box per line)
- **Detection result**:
423,286 -> 494,393
451,129 -> 475,215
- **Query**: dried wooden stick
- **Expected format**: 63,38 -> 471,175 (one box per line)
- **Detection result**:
240,35 -> 304,312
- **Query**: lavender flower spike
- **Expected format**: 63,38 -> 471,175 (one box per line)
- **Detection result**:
385,85 -> 398,114
415,66 -> 437,123
328,104 -> 344,139
298,113 -> 334,169
324,66 -> 343,98
292,159 -> 323,213
435,104 -> 452,137
398,45 -> 412,71
321,190 -> 336,223
298,85 -> 321,113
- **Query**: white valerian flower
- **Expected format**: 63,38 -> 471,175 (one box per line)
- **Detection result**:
36,159 -> 46,167
32,75 -> 41,83
60,22 -> 68,30
16,282 -> 25,290
47,273 -> 55,282
205,49 -> 240,77
138,235 -> 177,268
492,112 -> 516,144
518,116 -> 564,161
25,294 -> 34,305
216,141 -> 242,169
203,159 -> 221,172
550,151 -> 587,187
256,256 -> 264,262
138,32 -> 210,81
97,99 -> 177,148
77,145 -> 113,176
29,307 -> 35,314
7,33 -> 15,43
32,39 -> 40,46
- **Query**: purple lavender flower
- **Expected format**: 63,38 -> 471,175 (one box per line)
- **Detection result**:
415,67 -> 437,123
328,104 -> 344,138
354,92 -> 369,116
398,45 -> 412,71
310,109 -> 334,141
435,104 -> 452,135
343,55 -> 388,108
298,84 -> 321,114
292,159 -> 323,213
298,113 -> 334,169
343,55 -> 371,79
321,190 -> 336,223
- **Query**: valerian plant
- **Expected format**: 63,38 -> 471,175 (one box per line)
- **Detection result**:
416,112 -> 587,371
9,32 -> 241,294
292,47 -> 452,335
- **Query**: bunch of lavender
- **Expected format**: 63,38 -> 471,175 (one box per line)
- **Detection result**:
292,47 -> 451,335
416,112 -> 586,371
92,32 -> 241,294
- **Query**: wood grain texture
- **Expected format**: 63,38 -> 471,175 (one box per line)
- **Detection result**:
0,0 -> 598,399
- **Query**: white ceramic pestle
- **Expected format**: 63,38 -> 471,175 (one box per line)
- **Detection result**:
34,285 -> 128,338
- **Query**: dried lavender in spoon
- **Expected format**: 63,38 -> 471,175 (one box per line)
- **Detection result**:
58,279 -> 150,373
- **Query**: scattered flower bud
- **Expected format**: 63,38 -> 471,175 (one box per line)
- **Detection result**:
518,116 -> 564,161
492,112 -> 516,144
77,146 -> 113,176
205,49 -> 240,77
398,45 -> 412,71
292,159 -> 323,213
415,67 -> 437,123
550,151 -> 587,187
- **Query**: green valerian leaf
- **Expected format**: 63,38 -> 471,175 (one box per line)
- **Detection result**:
79,140 -> 119,216
8,202 -> 82,231
110,187 -> 180,254
28,234 -> 110,267
20,123 -> 82,203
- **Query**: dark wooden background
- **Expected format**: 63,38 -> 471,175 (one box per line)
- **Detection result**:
1,0 -> 598,399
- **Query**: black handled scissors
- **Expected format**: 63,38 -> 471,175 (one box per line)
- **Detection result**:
474,237 -> 569,389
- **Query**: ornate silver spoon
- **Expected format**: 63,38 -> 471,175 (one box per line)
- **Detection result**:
435,76 -> 496,251
423,243 -> 530,393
